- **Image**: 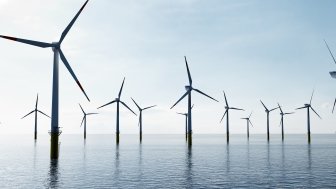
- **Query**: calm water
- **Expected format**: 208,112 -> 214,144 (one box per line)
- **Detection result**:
0,134 -> 335,188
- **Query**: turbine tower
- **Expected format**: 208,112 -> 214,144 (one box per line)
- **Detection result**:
241,112 -> 253,140
21,94 -> 50,140
296,90 -> 321,143
131,98 -> 156,142
98,77 -> 136,144
170,56 -> 218,146
79,104 -> 98,139
277,103 -> 294,141
177,105 -> 194,141
220,91 -> 244,143
260,100 -> 279,141
0,0 -> 90,159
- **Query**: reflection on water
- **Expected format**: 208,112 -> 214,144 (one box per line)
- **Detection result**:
47,160 -> 60,188
307,144 -> 313,187
113,144 -> 120,184
0,135 -> 334,188
185,146 -> 193,189
226,144 -> 230,173
33,141 -> 37,169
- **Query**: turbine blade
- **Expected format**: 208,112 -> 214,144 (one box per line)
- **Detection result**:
220,110 -> 228,123
143,105 -> 156,110
59,0 -> 89,43
21,110 -> 35,119
249,120 -> 254,127
97,100 -> 116,109
277,103 -> 283,113
191,104 -> 194,109
120,101 -> 137,115
194,88 -> 218,102
284,112 -> 294,115
230,107 -> 244,111
87,113 -> 98,115
59,49 -> 90,101
131,97 -> 141,110
80,116 -> 85,127
184,56 -> 192,85
310,107 -> 321,119
79,103 -> 85,114
223,91 -> 229,106
170,90 -> 190,109
310,90 -> 314,105
118,77 -> 125,98
177,112 -> 185,115
324,39 -> 336,65
296,106 -> 306,110
37,110 -> 51,118
248,111 -> 253,119
260,100 -> 268,111
0,35 -> 52,48
35,94 -> 39,108
332,98 -> 336,113
269,107 -> 279,112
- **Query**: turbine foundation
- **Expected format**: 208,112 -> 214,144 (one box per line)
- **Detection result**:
187,133 -> 192,146
50,132 -> 59,159
116,133 -> 120,144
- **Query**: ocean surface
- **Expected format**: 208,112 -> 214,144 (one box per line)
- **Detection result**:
0,134 -> 335,188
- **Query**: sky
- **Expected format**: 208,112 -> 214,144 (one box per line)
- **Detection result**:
0,0 -> 336,135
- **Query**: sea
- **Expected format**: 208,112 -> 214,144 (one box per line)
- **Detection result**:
0,134 -> 335,188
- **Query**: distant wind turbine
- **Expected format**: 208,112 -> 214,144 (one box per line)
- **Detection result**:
177,105 -> 194,141
277,103 -> 294,141
220,91 -> 244,142
131,98 -> 156,142
79,104 -> 98,140
241,112 -> 253,140
98,77 -> 136,144
170,56 -> 218,146
260,100 -> 279,141
296,90 -> 321,143
0,0 -> 90,159
21,94 -> 50,140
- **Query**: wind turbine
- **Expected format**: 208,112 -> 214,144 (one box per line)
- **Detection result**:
324,40 -> 336,79
0,1 -> 90,159
324,40 -> 336,113
21,94 -> 50,140
296,90 -> 321,143
241,112 -> 253,140
98,77 -> 136,144
170,56 -> 218,146
277,103 -> 294,141
131,98 -> 156,142
260,100 -> 279,141
177,104 -> 194,141
79,104 -> 98,140
220,91 -> 244,143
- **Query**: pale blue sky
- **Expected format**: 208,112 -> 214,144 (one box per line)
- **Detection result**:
0,0 -> 336,135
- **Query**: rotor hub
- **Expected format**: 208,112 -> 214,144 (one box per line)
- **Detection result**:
52,42 -> 60,51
